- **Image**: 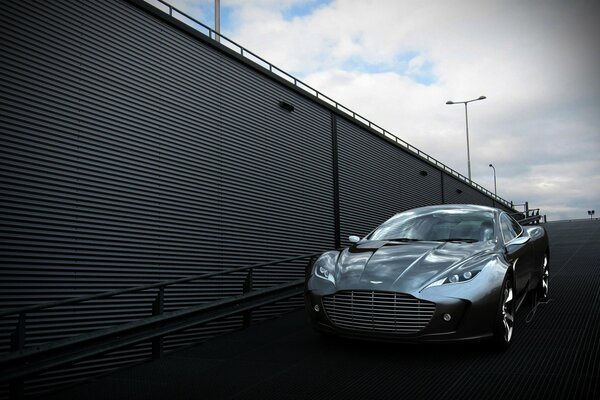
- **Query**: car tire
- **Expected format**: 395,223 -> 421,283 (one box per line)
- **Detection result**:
536,252 -> 549,303
492,273 -> 515,351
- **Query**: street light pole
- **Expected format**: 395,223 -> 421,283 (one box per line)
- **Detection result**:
215,0 -> 220,42
489,163 -> 497,196
446,96 -> 487,181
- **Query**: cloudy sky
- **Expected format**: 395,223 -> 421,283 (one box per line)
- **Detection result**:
158,0 -> 600,221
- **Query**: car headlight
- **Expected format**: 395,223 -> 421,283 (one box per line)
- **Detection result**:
426,269 -> 482,288
424,258 -> 495,289
313,251 -> 338,284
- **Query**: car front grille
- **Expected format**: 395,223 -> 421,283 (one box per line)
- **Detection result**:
322,290 -> 436,334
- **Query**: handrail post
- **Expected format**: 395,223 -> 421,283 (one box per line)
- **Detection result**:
151,288 -> 164,360
243,269 -> 253,293
10,312 -> 26,399
242,269 -> 253,327
306,256 -> 318,277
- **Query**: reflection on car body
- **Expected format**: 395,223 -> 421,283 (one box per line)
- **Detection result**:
305,204 -> 549,349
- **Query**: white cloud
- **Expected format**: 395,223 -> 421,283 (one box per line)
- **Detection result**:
174,0 -> 600,220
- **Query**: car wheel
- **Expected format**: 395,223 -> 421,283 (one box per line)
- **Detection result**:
493,274 -> 515,350
536,253 -> 549,302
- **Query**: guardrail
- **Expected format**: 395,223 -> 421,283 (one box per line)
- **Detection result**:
141,0 -> 513,210
520,208 -> 546,224
511,208 -> 545,225
0,252 -> 322,399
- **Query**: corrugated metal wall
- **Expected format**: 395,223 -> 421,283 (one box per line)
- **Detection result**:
443,174 -> 496,207
0,0 -> 333,396
337,117 -> 444,244
0,0 -> 513,396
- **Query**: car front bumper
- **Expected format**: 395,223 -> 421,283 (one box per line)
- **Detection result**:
305,265 -> 505,343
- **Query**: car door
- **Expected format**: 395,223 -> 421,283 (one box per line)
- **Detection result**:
500,213 -> 533,299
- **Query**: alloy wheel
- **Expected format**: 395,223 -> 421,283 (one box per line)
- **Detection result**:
501,280 -> 514,343
541,255 -> 549,299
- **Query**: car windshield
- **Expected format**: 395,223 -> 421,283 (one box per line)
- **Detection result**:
367,208 -> 495,243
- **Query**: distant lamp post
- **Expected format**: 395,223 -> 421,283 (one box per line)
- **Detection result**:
215,0 -> 220,42
489,163 -> 497,196
588,210 -> 596,220
446,96 -> 487,181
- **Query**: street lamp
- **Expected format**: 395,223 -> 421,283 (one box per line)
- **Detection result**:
489,163 -> 497,196
215,0 -> 220,42
446,95 -> 487,181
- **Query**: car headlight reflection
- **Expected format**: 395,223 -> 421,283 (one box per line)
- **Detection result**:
313,251 -> 338,284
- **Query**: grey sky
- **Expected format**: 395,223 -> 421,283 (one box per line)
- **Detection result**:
163,0 -> 600,221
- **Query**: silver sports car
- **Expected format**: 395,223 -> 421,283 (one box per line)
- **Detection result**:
305,204 -> 549,349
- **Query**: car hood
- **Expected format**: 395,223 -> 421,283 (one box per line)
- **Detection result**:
333,240 -> 497,292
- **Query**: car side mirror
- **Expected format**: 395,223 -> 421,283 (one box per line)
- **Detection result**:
348,235 -> 361,244
506,236 -> 530,246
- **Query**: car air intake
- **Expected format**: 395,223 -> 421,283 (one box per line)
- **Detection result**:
322,291 -> 435,334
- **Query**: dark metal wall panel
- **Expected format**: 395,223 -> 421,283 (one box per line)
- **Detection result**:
216,46 -> 334,264
336,117 -> 443,244
1,0 -> 332,302
1,0 -> 333,394
442,174 -> 495,207
1,0 -> 510,395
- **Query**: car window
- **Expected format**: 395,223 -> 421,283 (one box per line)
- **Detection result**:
509,215 -> 523,237
429,222 -> 453,240
500,213 -> 518,243
368,209 -> 495,242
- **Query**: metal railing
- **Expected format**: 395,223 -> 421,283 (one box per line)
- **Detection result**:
514,208 -> 545,225
510,201 -> 546,224
0,251 -> 322,398
142,0 -> 513,209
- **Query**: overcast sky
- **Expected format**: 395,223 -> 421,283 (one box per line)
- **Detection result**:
160,0 -> 600,221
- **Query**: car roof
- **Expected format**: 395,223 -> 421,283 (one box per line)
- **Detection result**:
399,204 -> 500,214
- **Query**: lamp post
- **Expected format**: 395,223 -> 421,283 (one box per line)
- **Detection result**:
446,96 -> 487,181
215,0 -> 220,42
489,163 -> 497,196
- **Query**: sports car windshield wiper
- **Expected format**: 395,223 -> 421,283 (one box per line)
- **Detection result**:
386,238 -> 422,242
438,238 -> 479,243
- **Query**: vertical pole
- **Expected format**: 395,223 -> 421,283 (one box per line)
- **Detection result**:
10,313 -> 26,399
152,288 -> 164,360
440,171 -> 445,204
525,201 -> 529,218
243,269 -> 253,327
243,269 -> 253,293
331,113 -> 341,249
489,164 -> 497,197
214,0 -> 220,42
464,103 -> 471,181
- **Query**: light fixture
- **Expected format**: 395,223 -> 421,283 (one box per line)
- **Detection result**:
489,163 -> 497,196
445,95 -> 487,180
279,101 -> 294,112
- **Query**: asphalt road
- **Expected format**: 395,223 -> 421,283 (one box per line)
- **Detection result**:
47,220 -> 600,400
